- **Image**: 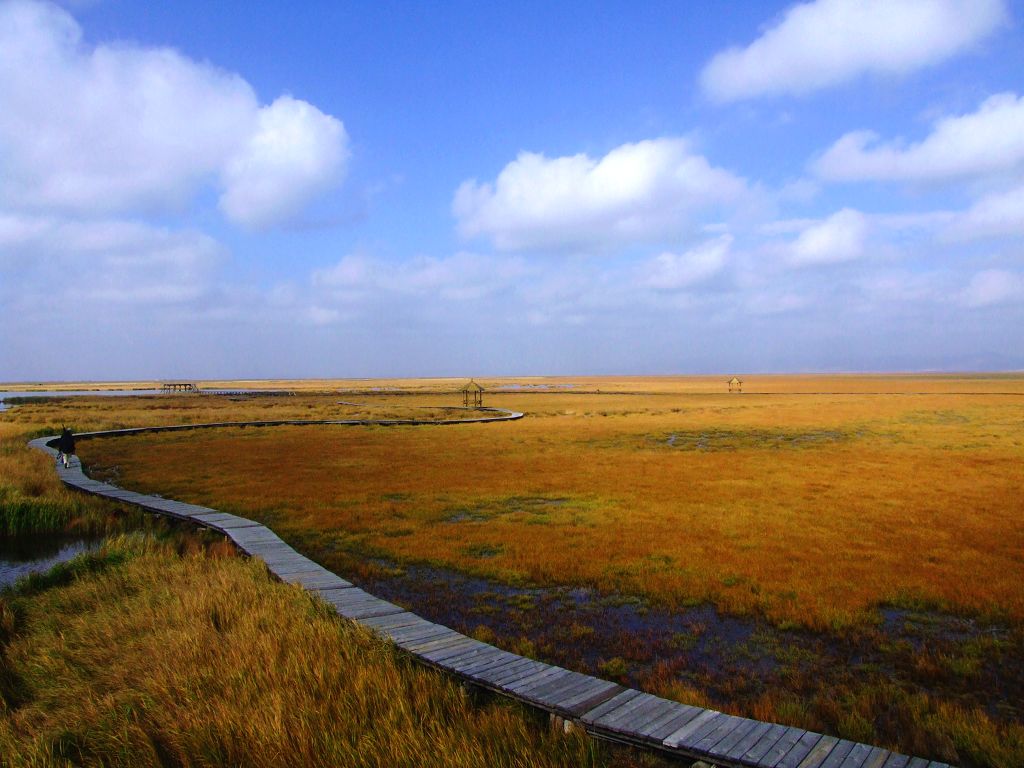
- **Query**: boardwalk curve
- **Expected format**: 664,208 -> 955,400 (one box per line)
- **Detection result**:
29,414 -> 951,768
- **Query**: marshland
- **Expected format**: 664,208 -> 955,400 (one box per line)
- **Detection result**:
2,375 -> 1022,766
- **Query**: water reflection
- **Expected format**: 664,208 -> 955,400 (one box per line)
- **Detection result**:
0,534 -> 105,589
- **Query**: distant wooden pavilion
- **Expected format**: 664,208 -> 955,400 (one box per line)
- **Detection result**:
727,376 -> 743,393
462,379 -> 484,407
160,381 -> 199,393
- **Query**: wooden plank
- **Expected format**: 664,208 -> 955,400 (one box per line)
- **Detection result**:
458,650 -> 524,677
502,665 -> 569,694
689,715 -> 749,753
662,709 -> 722,749
384,622 -> 451,644
879,756 -> 910,768
836,742 -> 873,768
357,611 -> 421,631
395,625 -> 462,648
471,657 -> 543,687
317,587 -> 376,607
259,552 -> 315,570
902,761 -> 929,768
580,689 -> 645,724
743,724 -> 791,764
418,637 -> 484,663
401,630 -> 467,654
429,642 -> 501,669
592,692 -> 664,729
723,721 -> 775,762
374,618 -> 442,643
758,728 -> 807,768
474,657 -> 544,686
818,741 -> 859,768
635,703 -> 705,742
522,671 -> 596,703
534,676 -> 618,712
558,682 -> 624,717
671,712 -> 735,750
796,735 -> 840,768
262,553 -> 316,571
269,560 -> 327,576
601,694 -> 674,733
777,732 -> 825,768
924,763 -> 951,768
708,718 -> 762,758
338,600 -> 405,620
487,659 -> 551,687
281,571 -> 351,590
861,749 -> 892,768
377,620 -> 445,644
229,528 -> 286,544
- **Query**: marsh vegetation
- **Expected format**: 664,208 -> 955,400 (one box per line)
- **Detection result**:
5,375 -> 1023,766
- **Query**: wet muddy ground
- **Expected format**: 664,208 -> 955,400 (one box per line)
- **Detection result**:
341,556 -> 1023,727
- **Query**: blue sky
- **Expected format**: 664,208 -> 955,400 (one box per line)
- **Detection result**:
1,0 -> 1022,380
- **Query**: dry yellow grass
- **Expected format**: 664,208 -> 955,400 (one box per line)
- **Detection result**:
0,534 -> 606,768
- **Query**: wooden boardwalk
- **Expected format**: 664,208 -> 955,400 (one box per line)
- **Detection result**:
29,419 -> 952,768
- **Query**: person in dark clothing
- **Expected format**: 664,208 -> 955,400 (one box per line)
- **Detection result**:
57,426 -> 75,468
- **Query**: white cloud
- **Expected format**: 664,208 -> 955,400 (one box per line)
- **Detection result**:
787,208 -> 869,266
814,92 -> 1024,182
219,96 -> 348,229
452,138 -> 747,251
960,269 -> 1024,307
642,235 -> 732,290
0,213 -> 221,304
943,184 -> 1024,240
0,0 -> 348,228
313,252 -> 530,304
700,0 -> 1007,102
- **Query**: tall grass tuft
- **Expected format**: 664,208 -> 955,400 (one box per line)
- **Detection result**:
0,534 -> 607,768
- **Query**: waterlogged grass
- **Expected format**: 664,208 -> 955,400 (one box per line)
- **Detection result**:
0,534 -> 610,768
0,422 -> 146,537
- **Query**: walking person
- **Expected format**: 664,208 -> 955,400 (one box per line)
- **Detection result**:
57,425 -> 75,469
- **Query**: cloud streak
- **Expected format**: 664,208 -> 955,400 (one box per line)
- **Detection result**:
814,92 -> 1024,183
700,0 -> 1007,102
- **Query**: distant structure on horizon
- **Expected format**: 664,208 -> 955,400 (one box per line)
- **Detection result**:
160,381 -> 199,393
462,379 -> 484,407
727,376 -> 743,393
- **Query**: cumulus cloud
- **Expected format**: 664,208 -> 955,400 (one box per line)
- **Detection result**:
787,208 -> 869,266
452,138 -> 747,251
814,93 -> 1024,182
642,235 -> 732,290
700,0 -> 1007,102
0,0 -> 348,228
219,96 -> 348,228
960,269 -> 1024,307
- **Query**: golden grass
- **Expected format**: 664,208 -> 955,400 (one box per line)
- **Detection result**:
0,399 -> 666,768
0,534 -> 606,768
6,375 -> 1024,767
68,380 -> 1024,632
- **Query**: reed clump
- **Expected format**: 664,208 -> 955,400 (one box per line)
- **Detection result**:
0,533 -> 606,768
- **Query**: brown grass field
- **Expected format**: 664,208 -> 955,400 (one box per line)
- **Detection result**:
5,374 -> 1024,766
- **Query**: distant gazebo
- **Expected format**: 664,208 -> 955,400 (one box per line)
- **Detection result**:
727,376 -> 743,393
462,379 -> 484,407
